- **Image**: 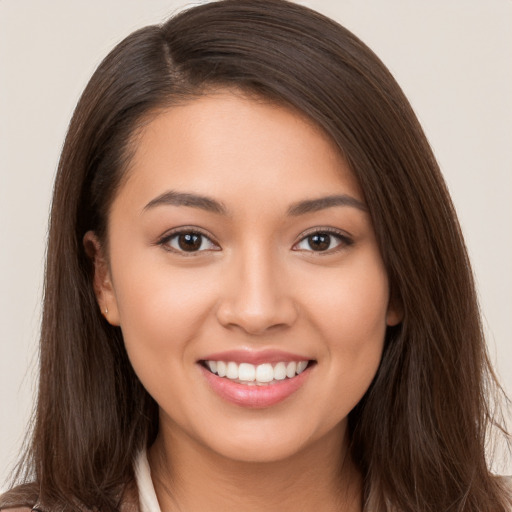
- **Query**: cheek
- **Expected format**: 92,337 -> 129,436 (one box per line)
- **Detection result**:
111,262 -> 225,413
301,253 -> 389,396
111,256 -> 219,369
305,256 -> 389,341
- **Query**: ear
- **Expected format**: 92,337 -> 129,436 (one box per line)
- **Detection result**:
83,231 -> 120,326
386,292 -> 403,327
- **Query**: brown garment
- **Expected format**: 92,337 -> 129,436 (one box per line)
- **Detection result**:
0,483 -> 39,512
0,481 -> 140,512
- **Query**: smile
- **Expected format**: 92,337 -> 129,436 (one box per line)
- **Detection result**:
203,360 -> 310,385
199,357 -> 315,408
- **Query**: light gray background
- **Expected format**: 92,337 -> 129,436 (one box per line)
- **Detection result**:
1,0 -> 511,488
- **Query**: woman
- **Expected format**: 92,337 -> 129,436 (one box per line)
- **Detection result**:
1,0 -> 510,510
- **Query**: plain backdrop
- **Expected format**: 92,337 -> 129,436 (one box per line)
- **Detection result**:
1,0 -> 511,488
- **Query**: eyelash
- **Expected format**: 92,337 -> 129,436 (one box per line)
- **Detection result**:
157,227 -> 220,256
157,227 -> 353,255
292,228 -> 354,255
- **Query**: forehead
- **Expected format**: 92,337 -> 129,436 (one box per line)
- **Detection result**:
116,90 -> 362,212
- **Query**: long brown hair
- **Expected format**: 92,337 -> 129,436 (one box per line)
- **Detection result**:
2,1 -> 510,511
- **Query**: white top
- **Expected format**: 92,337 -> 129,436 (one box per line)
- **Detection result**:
134,451 -> 162,512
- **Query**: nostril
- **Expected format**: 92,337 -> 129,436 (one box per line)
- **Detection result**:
215,278 -> 299,334
216,303 -> 298,335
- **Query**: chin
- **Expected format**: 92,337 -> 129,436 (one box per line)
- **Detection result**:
212,437 -> 311,464
199,418 -> 345,465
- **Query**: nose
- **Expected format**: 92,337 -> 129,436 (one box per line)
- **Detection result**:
215,246 -> 299,335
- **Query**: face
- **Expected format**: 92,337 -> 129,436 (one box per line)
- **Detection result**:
88,91 -> 401,463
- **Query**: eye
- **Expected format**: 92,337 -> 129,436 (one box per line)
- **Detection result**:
159,229 -> 219,253
294,230 -> 352,253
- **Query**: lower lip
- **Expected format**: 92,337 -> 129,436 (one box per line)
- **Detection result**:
200,364 -> 312,408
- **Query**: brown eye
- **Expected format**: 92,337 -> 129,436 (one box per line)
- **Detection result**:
294,230 -> 352,253
162,230 -> 218,253
178,233 -> 202,251
307,233 -> 331,251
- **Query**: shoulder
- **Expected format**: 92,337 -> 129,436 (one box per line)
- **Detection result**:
0,483 -> 39,511
498,475 -> 512,510
0,483 -> 140,512
499,474 -> 512,491
0,477 -> 140,512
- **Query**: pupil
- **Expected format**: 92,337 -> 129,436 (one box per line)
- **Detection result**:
178,233 -> 201,251
309,233 -> 330,251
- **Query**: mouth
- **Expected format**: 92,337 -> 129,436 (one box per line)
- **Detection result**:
200,359 -> 315,386
198,358 -> 316,408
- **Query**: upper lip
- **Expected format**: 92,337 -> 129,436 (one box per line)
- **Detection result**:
200,349 -> 313,366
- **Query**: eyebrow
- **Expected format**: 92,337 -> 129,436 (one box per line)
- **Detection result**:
287,195 -> 368,216
143,191 -> 229,215
142,190 -> 367,216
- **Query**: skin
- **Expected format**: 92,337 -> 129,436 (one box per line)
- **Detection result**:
85,90 -> 401,511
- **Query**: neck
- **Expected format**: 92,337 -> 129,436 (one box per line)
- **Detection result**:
148,421 -> 362,512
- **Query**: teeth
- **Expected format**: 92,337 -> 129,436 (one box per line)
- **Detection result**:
255,363 -> 273,383
273,362 -> 287,380
286,361 -> 297,378
217,361 -> 227,377
297,361 -> 308,374
238,363 -> 256,382
226,361 -> 238,379
204,360 -> 310,384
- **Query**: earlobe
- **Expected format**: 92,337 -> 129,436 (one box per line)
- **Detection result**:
83,231 -> 120,326
386,308 -> 403,327
386,294 -> 404,327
